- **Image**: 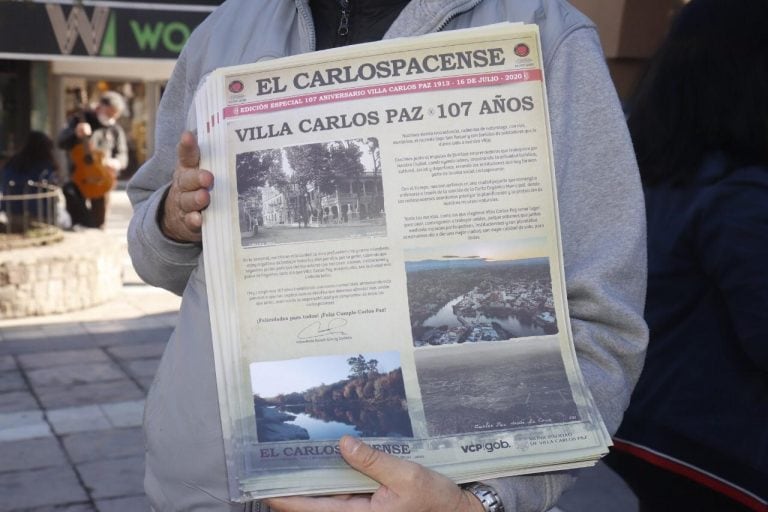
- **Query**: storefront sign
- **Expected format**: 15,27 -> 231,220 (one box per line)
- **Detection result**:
0,1 -> 222,60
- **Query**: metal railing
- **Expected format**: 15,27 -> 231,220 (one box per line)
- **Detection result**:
0,180 -> 60,238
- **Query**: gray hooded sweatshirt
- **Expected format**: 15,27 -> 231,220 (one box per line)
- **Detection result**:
127,0 -> 648,510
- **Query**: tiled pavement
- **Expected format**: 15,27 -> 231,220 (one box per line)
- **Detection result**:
0,188 -> 180,511
0,317 -> 174,511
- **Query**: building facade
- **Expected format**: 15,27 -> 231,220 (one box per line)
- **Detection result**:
0,0 -> 222,175
1,0 -> 684,173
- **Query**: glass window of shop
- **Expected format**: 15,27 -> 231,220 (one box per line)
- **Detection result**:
0,61 -> 31,168
59,77 -> 160,180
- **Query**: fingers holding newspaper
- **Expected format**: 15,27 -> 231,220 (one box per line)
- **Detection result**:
265,436 -> 485,512
160,130 -> 214,243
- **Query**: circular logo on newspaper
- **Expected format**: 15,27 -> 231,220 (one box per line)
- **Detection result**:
514,43 -> 530,57
229,80 -> 245,94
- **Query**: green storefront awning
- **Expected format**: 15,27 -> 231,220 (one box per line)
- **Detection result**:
0,0 -> 224,60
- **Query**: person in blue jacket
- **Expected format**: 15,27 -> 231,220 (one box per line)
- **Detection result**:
606,0 -> 768,510
1,131 -> 59,226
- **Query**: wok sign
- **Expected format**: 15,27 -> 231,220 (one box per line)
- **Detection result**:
0,1 -> 218,60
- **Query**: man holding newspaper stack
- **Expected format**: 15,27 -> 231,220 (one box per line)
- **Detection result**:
127,0 -> 647,511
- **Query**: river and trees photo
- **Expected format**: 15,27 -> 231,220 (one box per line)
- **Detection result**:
251,352 -> 413,442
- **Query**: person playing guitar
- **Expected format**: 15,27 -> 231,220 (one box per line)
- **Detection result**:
58,90 -> 129,229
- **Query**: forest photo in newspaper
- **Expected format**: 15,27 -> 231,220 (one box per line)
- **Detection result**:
250,352 -> 413,442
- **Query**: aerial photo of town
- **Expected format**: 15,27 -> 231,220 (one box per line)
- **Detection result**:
414,340 -> 580,436
404,239 -> 558,347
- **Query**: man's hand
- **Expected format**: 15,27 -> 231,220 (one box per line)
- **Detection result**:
160,131 -> 214,243
103,157 -> 122,177
264,436 -> 485,512
75,122 -> 92,138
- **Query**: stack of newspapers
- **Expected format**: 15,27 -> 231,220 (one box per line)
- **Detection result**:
195,22 -> 610,501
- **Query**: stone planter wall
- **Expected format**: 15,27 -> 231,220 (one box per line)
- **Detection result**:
0,230 -> 123,319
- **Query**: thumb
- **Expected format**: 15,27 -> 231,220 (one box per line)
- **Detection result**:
339,436 -> 409,487
177,131 -> 200,168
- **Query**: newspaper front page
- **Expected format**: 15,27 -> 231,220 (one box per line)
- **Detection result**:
196,23 -> 610,501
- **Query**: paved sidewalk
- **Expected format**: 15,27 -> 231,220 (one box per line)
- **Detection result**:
0,188 -> 180,511
0,188 -> 637,511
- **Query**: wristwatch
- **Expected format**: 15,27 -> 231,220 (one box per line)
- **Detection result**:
463,482 -> 506,512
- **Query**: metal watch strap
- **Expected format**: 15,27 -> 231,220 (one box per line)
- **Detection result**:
463,482 -> 506,512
